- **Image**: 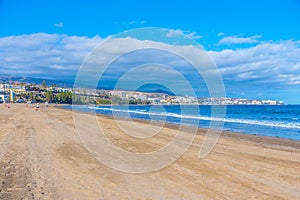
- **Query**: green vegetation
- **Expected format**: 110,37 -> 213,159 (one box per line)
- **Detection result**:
45,91 -> 54,102
111,96 -> 128,104
96,99 -> 111,104
29,92 -> 34,101
55,91 -> 72,104
129,98 -> 142,104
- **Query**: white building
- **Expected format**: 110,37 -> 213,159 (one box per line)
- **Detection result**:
0,93 -> 10,103
137,94 -> 147,101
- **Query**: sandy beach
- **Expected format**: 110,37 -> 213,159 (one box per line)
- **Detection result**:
0,104 -> 299,199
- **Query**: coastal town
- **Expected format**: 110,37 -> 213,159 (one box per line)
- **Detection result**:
0,81 -> 284,105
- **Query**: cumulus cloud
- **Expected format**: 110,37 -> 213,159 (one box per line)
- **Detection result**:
166,29 -> 182,38
0,33 -> 101,80
0,32 -> 299,102
76,36 -> 217,96
219,35 -> 262,44
208,40 -> 300,86
186,32 -> 202,39
166,29 -> 202,39
54,22 -> 64,28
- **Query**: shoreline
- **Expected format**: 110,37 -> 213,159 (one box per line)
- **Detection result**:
1,104 -> 300,199
58,105 -> 300,150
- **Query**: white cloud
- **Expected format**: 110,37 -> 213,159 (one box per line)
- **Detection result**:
209,40 -> 300,86
54,22 -> 64,28
0,33 -> 216,96
0,32 -> 300,100
219,35 -> 262,44
166,29 -> 183,38
77,36 -> 217,96
185,31 -> 202,39
217,32 -> 225,36
0,33 -> 101,79
166,29 -> 202,39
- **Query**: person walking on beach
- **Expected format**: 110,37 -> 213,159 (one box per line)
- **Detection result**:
45,101 -> 48,111
36,103 -> 39,111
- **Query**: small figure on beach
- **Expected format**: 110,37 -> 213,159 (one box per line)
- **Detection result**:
45,101 -> 49,111
36,103 -> 39,111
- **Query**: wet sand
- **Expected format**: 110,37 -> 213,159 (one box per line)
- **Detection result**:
0,104 -> 299,199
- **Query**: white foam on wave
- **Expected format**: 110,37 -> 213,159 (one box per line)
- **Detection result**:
90,106 -> 300,129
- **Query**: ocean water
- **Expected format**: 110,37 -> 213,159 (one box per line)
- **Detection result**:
65,105 -> 300,140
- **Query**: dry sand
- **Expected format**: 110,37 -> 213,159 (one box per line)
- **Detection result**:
0,104 -> 299,199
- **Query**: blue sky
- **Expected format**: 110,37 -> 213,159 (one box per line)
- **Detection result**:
1,0 -> 300,41
0,0 -> 300,103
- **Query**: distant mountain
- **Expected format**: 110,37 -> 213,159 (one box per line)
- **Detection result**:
0,74 -> 176,95
0,74 -> 74,88
136,84 -> 176,96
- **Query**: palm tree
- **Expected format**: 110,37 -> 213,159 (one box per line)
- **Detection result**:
30,92 -> 34,101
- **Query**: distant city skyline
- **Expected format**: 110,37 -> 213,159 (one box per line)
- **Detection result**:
0,0 -> 300,104
0,82 -> 285,105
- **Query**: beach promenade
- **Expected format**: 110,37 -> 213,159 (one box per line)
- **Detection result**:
0,104 -> 299,199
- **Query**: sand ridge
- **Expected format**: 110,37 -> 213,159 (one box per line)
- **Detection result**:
0,104 -> 299,199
